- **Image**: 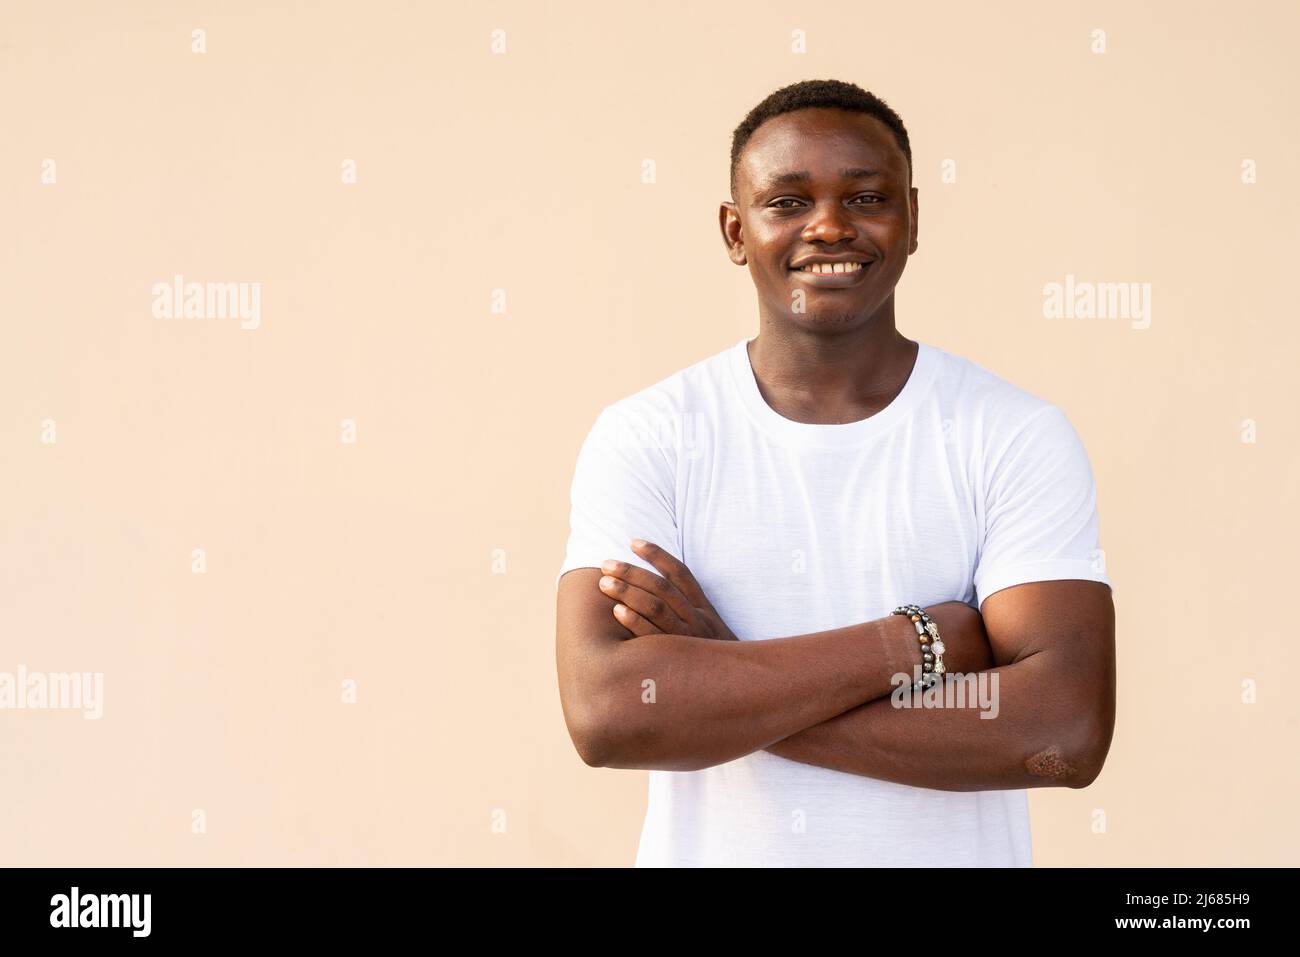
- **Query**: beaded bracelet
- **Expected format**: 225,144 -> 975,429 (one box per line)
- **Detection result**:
892,604 -> 946,690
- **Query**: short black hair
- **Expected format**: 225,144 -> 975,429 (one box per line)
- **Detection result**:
729,79 -> 913,199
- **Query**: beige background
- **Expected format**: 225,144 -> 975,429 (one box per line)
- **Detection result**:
1,0 -> 1296,866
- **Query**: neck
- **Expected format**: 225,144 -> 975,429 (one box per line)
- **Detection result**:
747,313 -> 917,426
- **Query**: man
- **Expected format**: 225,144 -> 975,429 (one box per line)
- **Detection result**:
554,79 -> 1115,867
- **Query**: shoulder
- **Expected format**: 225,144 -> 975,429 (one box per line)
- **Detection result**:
590,339 -> 735,437
925,343 -> 1079,456
581,339 -> 736,465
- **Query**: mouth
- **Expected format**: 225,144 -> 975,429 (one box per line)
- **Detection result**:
789,260 -> 873,286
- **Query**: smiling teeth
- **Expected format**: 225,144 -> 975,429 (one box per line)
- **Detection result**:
800,262 -> 864,273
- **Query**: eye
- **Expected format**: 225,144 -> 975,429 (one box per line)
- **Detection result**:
768,195 -> 883,209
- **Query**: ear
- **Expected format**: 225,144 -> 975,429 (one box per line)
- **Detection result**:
908,186 -> 920,255
719,202 -> 746,265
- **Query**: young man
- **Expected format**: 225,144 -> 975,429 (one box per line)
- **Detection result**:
554,79 -> 1115,867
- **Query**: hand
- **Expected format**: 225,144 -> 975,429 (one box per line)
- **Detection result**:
597,540 -> 739,641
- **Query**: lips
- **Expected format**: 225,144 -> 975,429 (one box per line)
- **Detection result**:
789,261 -> 873,286
793,261 -> 867,274
789,253 -> 874,270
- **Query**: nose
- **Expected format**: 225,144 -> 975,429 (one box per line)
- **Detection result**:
801,201 -> 857,244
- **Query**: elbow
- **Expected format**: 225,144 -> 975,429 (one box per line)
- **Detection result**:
577,704 -> 625,769
575,731 -> 609,769
559,652 -> 681,771
567,685 -> 670,771
1025,698 -> 1113,790
562,666 -> 639,769
1069,727 -> 1113,790
1065,703 -> 1115,790
562,695 -> 615,768
574,695 -> 657,769
558,643 -> 626,768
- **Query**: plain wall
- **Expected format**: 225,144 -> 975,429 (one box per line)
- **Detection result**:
1,0 -> 1296,865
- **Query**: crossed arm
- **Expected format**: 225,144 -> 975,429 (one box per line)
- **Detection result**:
762,577 -> 1116,790
555,543 -> 1115,791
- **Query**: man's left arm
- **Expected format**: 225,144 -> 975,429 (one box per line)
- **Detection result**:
763,578 -> 1115,790
768,403 -> 1115,789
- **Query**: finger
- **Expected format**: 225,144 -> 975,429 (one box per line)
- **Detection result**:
630,540 -> 711,608
611,602 -> 660,637
599,559 -> 696,627
599,578 -> 689,635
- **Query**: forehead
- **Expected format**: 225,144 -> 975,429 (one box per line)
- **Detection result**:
739,108 -> 907,193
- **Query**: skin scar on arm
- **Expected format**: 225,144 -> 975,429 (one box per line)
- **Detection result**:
1024,745 -> 1077,780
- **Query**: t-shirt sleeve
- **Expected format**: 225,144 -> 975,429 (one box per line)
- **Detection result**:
555,404 -> 681,589
972,404 -> 1112,607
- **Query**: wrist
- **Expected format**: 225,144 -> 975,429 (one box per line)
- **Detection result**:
875,612 -> 924,687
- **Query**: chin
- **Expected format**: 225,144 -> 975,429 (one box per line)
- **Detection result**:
792,310 -> 872,330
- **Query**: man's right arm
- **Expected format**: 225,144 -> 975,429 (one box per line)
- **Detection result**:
555,567 -> 982,772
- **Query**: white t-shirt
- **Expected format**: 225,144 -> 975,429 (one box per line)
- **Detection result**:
556,336 -> 1112,867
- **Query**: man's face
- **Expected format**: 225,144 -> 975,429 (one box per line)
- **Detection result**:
722,108 -> 918,332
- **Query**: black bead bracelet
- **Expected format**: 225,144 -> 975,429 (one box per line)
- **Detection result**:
892,604 -> 946,690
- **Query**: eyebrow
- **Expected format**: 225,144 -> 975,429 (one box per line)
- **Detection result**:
756,167 -> 883,191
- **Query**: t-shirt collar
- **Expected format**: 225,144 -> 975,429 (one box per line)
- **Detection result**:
726,335 -> 939,450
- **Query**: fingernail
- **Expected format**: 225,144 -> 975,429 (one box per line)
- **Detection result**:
600,576 -> 615,588
631,539 -> 646,549
601,560 -> 618,572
